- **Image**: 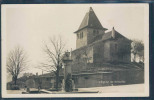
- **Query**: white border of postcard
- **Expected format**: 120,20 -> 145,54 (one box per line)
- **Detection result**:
1,3 -> 149,98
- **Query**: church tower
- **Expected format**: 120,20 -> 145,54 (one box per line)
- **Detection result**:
74,7 -> 107,49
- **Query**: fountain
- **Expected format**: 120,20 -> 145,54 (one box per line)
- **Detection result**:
62,51 -> 75,92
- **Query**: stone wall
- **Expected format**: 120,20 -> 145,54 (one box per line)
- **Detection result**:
72,37 -> 131,71
110,38 -> 131,63
87,28 -> 105,44
103,41 -> 111,61
76,28 -> 105,49
75,31 -> 131,66
76,28 -> 88,49
71,45 -> 94,72
72,69 -> 144,88
93,41 -> 104,63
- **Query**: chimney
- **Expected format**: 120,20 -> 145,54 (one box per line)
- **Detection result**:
112,27 -> 115,39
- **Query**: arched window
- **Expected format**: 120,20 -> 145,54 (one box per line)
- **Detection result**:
80,33 -> 82,39
81,32 -> 82,38
80,32 -> 83,38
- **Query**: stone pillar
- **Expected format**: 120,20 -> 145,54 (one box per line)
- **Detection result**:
62,51 -> 73,91
64,61 -> 72,80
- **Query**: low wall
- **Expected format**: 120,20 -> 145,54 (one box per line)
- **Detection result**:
73,69 -> 144,88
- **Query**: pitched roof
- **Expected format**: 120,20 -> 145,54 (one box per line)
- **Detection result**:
102,29 -> 130,41
74,7 -> 107,33
102,31 -> 112,41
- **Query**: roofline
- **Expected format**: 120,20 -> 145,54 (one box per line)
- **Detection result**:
115,30 -> 132,42
104,30 -> 132,42
74,26 -> 108,33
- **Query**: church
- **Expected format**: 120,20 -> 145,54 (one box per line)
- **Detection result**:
69,7 -> 144,88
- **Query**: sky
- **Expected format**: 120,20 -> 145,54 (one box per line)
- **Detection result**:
2,4 -> 148,78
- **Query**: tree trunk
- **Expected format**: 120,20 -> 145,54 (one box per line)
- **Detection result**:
55,66 -> 60,90
14,76 -> 17,85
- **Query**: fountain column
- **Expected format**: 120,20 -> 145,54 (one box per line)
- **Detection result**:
62,51 -> 73,91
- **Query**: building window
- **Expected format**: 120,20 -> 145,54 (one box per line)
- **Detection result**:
80,33 -> 81,38
77,34 -> 79,39
80,32 -> 83,38
79,33 -> 81,39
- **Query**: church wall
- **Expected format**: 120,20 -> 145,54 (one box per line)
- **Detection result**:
87,28 -> 105,44
93,41 -> 105,64
104,40 -> 111,61
76,28 -> 88,49
110,38 -> 131,63
73,73 -> 115,88
74,74 -> 100,88
117,39 -> 131,63
110,40 -> 119,62
71,45 -> 94,72
112,70 -> 144,85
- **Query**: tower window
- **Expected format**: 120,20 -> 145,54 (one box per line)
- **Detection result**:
81,32 -> 82,38
77,34 -> 79,39
80,32 -> 83,38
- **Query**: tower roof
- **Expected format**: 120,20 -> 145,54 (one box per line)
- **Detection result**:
74,7 -> 107,33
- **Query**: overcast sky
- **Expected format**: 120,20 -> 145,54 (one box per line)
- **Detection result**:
2,4 -> 148,77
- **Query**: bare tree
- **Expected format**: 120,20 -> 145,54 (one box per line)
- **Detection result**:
131,40 -> 144,62
38,36 -> 66,90
7,46 -> 28,85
